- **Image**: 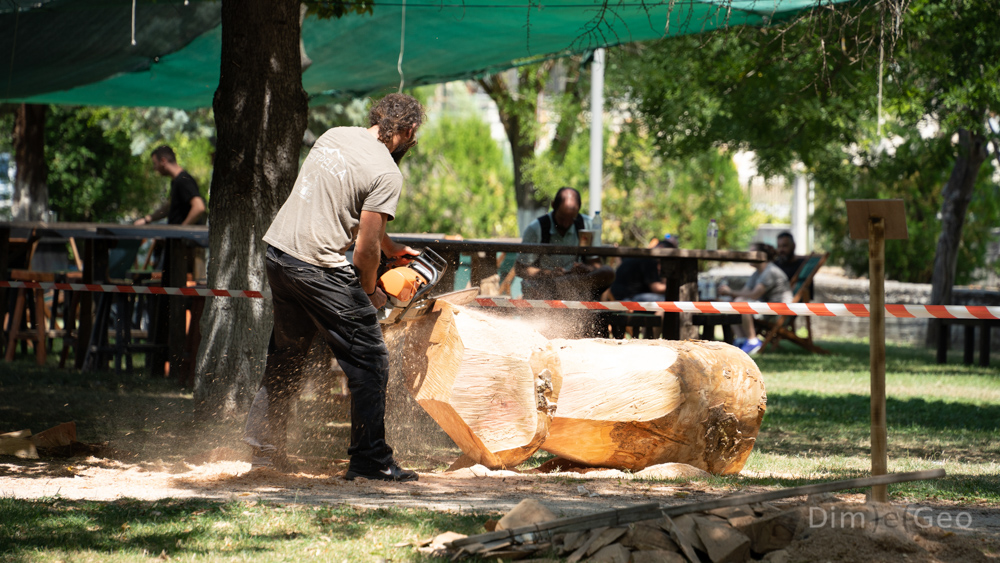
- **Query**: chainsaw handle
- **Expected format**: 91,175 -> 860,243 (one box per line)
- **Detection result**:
409,248 -> 448,303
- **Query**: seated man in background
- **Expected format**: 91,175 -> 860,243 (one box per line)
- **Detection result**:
717,242 -> 792,355
516,187 -> 614,337
774,231 -> 804,280
775,231 -> 812,299
516,187 -> 614,301
608,236 -> 676,301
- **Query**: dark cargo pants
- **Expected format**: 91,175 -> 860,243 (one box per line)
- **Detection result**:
243,246 -> 394,470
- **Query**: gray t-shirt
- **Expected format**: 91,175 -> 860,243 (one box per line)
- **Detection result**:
264,127 -> 402,269
746,262 -> 794,303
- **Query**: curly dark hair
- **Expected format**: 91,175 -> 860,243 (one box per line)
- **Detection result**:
368,93 -> 425,145
751,242 -> 778,262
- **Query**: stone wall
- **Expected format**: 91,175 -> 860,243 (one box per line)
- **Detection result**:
702,266 -> 1000,349
810,275 -> 1000,348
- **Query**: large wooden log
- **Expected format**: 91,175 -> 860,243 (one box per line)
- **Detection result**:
541,339 -> 766,475
385,301 -> 562,469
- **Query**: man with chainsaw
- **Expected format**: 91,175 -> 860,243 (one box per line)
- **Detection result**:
243,94 -> 423,481
516,187 -> 615,336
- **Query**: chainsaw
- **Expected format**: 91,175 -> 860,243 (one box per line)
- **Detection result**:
377,247 -> 480,324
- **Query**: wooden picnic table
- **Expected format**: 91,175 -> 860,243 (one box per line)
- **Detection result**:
391,235 -> 766,339
0,221 -> 208,373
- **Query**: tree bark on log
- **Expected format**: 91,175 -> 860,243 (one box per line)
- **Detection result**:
925,128 -> 988,347
194,0 -> 308,418
541,339 -> 766,475
386,302 -> 562,469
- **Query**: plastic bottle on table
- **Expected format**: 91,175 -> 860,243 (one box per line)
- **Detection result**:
706,219 -> 719,251
592,210 -> 602,246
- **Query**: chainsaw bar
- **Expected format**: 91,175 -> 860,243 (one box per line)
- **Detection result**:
432,287 -> 481,306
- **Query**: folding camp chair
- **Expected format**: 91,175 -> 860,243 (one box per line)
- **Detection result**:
759,252 -> 830,354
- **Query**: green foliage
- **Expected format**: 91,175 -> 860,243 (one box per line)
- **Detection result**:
892,0 -> 1000,134
525,126 -> 590,207
528,117 -> 761,251
478,58 -> 588,214
304,0 -> 375,19
129,107 -> 216,199
608,7 -> 880,177
393,113 -> 518,238
813,130 -> 1000,283
610,1 -> 1000,282
0,110 -> 13,153
45,107 -> 162,222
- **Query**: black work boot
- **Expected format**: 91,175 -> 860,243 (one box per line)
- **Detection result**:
344,461 -> 418,482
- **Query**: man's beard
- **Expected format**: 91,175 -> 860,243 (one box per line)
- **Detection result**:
391,140 -> 417,164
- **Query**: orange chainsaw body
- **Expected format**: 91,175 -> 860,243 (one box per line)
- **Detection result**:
379,266 -> 427,303
376,248 -> 448,324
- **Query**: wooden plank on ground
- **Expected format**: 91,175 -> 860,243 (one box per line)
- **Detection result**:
449,469 -> 946,552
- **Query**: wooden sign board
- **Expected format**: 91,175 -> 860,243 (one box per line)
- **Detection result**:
846,200 -> 908,240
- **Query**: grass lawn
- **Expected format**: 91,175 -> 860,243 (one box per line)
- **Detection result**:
1,337 -> 998,561
0,497 -> 488,563
739,339 -> 1000,503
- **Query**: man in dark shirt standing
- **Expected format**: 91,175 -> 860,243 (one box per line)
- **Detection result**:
135,145 -> 206,227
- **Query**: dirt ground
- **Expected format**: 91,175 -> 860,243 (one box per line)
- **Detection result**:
2,338 -> 998,561
3,449 -> 1000,563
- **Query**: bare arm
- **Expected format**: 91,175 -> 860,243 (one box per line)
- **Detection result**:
355,210 -> 388,308
180,196 -> 206,226
381,232 -> 418,264
134,202 -> 170,225
742,283 -> 769,300
516,262 -> 565,279
723,282 -> 767,300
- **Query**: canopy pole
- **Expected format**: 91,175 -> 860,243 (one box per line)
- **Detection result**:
588,48 -> 605,218
397,0 -> 407,92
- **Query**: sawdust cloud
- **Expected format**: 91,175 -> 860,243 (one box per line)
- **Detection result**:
97,305 -> 599,470
455,304 -> 604,341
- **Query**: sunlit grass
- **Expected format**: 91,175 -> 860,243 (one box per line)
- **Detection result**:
0,497 -> 496,563
739,338 -> 1000,502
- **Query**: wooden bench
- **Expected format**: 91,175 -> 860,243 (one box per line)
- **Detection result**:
691,313 -> 743,342
936,318 -> 1000,367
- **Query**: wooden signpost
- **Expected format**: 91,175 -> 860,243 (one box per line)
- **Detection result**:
846,199 -> 908,502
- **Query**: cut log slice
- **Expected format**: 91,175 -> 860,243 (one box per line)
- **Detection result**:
385,302 -> 562,469
541,339 -> 766,474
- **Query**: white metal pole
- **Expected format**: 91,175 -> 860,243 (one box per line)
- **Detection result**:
793,173 -> 809,252
588,48 -> 605,217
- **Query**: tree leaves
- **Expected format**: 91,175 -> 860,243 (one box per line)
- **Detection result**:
45,107 -> 161,223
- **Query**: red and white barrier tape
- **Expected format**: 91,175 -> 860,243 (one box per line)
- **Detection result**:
2,281 -> 997,320
473,297 -> 1000,321
0,281 -> 268,299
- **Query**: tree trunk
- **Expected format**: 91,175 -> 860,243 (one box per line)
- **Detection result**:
385,301 -> 562,469
478,69 -> 549,233
925,128 -> 988,347
12,104 -> 48,221
195,0 -> 308,418
541,338 -> 766,475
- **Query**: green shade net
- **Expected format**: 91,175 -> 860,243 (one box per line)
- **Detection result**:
2,0 -> 852,109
